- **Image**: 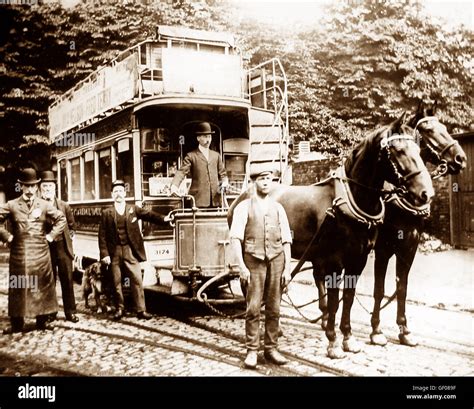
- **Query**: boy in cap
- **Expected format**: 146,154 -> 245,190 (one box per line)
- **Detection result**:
170,122 -> 229,207
229,164 -> 292,369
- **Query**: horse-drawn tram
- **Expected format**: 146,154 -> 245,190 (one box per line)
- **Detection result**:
48,26 -> 290,305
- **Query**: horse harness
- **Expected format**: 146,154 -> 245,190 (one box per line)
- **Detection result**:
414,116 -> 459,180
331,166 -> 385,228
285,133 -> 423,319
385,189 -> 431,218
382,115 -> 458,218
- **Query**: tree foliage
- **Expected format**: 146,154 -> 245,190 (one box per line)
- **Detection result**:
0,0 -> 471,169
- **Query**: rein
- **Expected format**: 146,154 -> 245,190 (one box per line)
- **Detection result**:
330,131 -> 424,227
283,132 -> 423,320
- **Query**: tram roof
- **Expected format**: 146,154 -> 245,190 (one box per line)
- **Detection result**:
157,25 -> 235,48
48,25 -> 244,143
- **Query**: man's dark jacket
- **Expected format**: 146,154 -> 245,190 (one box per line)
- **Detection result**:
56,198 -> 75,259
99,204 -> 166,262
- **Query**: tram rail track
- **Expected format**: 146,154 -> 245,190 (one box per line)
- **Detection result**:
172,315 -> 356,377
173,306 -> 473,376
54,315 -> 328,377
278,306 -> 474,359
1,285 -> 471,376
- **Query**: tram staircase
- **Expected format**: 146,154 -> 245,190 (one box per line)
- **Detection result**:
246,58 -> 291,188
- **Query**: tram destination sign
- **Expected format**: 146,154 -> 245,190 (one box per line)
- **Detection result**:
49,54 -> 139,142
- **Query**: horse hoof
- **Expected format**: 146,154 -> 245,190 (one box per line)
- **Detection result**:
399,333 -> 418,347
342,337 -> 362,353
327,345 -> 346,359
370,332 -> 388,346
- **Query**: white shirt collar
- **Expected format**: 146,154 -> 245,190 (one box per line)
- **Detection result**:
114,203 -> 126,215
198,145 -> 209,160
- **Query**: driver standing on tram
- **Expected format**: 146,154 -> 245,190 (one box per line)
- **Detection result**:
170,122 -> 229,207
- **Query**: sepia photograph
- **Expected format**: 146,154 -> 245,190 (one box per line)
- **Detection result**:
0,0 -> 472,408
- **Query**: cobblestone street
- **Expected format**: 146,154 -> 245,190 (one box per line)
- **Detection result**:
0,250 -> 472,377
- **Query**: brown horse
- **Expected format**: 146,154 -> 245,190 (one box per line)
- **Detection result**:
370,102 -> 467,347
228,113 -> 434,358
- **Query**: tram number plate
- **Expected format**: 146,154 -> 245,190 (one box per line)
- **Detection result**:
148,243 -> 174,261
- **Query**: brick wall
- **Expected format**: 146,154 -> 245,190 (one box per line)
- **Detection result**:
291,158 -> 340,185
425,175 -> 451,244
292,159 -> 453,244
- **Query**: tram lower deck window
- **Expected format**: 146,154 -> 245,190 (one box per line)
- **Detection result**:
84,151 -> 95,200
98,148 -> 112,198
70,158 -> 81,201
116,139 -> 134,196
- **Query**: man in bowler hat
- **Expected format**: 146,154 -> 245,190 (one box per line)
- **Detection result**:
0,168 -> 66,332
170,122 -> 229,207
99,180 -> 169,320
40,170 -> 79,323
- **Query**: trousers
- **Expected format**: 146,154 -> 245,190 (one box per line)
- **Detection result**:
111,244 -> 146,312
50,239 -> 76,314
243,252 -> 284,351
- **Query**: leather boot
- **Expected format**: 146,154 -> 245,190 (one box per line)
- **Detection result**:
244,350 -> 258,369
264,349 -> 288,365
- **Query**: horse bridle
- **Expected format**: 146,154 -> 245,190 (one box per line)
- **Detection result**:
341,133 -> 423,198
381,133 -> 424,195
414,116 -> 459,179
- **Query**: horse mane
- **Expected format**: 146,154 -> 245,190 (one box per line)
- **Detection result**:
407,100 -> 437,128
344,125 -> 390,173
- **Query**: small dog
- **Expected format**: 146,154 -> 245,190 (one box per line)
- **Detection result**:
82,261 -> 114,314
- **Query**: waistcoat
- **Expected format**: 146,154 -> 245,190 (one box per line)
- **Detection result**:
244,198 -> 283,261
115,210 -> 128,245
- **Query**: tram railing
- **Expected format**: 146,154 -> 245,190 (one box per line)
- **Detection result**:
246,58 -> 290,185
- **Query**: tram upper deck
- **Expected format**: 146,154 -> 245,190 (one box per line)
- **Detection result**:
48,26 -> 290,292
49,26 -> 290,205
49,26 -> 283,141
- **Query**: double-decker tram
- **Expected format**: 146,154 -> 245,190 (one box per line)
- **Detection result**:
49,26 -> 290,305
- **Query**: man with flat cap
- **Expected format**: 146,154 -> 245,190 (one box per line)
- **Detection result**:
229,164 -> 292,369
99,179 -> 169,320
40,170 -> 78,323
170,122 -> 229,207
0,168 -> 66,332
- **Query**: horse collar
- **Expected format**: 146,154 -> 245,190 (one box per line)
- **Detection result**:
332,166 -> 385,227
386,193 -> 431,218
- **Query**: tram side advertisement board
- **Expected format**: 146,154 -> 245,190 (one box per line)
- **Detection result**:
49,54 -> 139,141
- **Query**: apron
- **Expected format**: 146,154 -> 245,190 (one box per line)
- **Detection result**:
8,200 -> 58,318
